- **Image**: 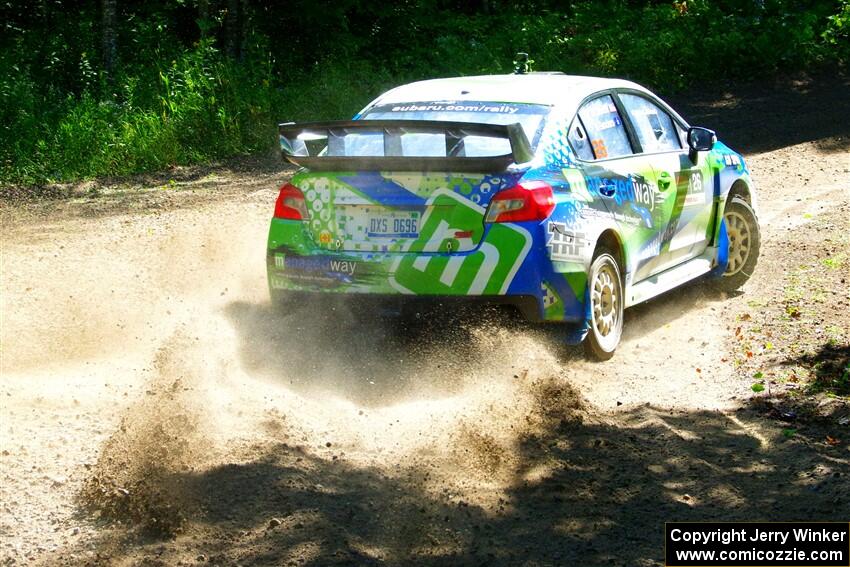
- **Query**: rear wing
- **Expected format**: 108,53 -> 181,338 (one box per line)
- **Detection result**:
278,120 -> 534,172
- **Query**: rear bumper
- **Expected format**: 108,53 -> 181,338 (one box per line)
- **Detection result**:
269,288 -> 543,322
267,218 -> 589,324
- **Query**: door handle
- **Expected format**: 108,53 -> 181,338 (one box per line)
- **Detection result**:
657,171 -> 672,191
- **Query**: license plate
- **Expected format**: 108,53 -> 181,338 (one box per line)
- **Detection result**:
363,210 -> 420,238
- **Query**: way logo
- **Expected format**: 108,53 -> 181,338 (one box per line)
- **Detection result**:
329,259 -> 356,275
389,190 -> 531,295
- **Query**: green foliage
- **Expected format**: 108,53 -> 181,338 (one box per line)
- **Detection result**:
823,1 -> 850,60
2,41 -> 274,182
0,0 -> 846,184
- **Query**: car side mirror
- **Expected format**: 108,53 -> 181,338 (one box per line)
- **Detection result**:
687,126 -> 716,162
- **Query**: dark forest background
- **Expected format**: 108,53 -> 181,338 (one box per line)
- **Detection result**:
1,0 -> 847,183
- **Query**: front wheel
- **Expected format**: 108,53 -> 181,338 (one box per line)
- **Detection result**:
714,196 -> 760,292
584,250 -> 624,361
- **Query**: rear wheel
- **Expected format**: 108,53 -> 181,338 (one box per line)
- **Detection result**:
714,196 -> 760,292
583,250 -> 624,361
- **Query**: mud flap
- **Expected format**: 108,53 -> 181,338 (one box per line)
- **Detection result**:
564,286 -> 592,345
707,218 -> 730,278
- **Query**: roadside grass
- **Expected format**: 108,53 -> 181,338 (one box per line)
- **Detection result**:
0,42 -> 394,185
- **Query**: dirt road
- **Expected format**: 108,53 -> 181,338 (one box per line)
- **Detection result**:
1,73 -> 848,566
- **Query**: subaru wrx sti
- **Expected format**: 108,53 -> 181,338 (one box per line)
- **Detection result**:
268,71 -> 760,359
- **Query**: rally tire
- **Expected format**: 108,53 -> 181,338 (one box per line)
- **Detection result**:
583,249 -> 625,361
714,196 -> 760,293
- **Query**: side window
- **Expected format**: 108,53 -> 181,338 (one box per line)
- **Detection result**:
620,93 -> 680,153
576,95 -> 633,159
567,119 -> 594,161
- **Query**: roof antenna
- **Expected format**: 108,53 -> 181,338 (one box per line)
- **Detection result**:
513,52 -> 533,74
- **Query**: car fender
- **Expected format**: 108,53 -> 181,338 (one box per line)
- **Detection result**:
709,143 -> 757,246
541,185 -> 621,271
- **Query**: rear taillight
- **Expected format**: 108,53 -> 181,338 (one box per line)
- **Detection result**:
485,181 -> 555,223
273,183 -> 310,220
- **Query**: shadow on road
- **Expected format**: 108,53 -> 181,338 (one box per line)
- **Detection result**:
86,401 -> 847,566
69,284 -> 846,565
668,70 -> 850,155
789,343 -> 850,397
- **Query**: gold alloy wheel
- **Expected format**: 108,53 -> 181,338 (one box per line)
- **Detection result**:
724,209 -> 752,276
590,260 -> 621,349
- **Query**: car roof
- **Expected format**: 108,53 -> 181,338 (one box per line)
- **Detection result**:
370,74 -> 652,109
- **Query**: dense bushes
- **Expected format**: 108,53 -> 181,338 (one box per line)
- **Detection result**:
0,0 -> 845,184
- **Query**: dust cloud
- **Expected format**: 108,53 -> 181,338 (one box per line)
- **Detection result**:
2,196 -> 595,540
81,332 -> 214,535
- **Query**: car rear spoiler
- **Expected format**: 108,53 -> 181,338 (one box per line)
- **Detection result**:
278,120 -> 534,172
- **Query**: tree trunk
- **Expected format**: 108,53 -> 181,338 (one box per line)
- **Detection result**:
101,0 -> 118,83
225,0 -> 239,58
198,0 -> 210,38
224,0 -> 249,59
239,0 -> 249,60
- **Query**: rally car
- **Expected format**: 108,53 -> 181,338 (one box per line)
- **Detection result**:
268,70 -> 760,360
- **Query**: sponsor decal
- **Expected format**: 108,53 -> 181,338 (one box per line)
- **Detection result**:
583,173 -> 657,228
547,221 -> 587,261
365,102 -> 550,116
281,256 -> 320,271
623,176 -> 656,212
587,175 -> 657,212
722,153 -> 741,167
390,103 -> 520,114
269,275 -> 288,289
618,210 -> 649,227
591,139 -> 608,158
389,190 -> 531,295
683,171 -> 707,207
329,260 -> 356,275
272,255 -> 355,275
637,217 -> 680,260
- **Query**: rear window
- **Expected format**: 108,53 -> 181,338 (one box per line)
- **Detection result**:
576,95 -> 633,160
358,101 -> 550,157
